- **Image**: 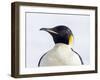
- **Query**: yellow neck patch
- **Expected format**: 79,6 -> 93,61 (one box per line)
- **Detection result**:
69,35 -> 73,45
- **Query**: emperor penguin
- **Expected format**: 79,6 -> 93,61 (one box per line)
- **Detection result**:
38,25 -> 84,67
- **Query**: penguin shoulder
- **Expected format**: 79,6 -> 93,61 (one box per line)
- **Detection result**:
71,49 -> 82,65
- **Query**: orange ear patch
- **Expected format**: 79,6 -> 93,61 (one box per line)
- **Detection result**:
69,35 -> 73,45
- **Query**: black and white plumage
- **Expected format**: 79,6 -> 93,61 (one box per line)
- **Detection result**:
38,25 -> 84,67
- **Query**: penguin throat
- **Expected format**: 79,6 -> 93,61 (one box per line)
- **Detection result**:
53,37 -> 69,45
53,35 -> 73,46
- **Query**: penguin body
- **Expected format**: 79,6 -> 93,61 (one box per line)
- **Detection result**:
38,43 -> 82,66
39,25 -> 83,67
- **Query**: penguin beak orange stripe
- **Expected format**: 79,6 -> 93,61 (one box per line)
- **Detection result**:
40,28 -> 58,34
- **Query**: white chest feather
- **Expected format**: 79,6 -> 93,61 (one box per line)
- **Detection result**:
39,43 -> 82,66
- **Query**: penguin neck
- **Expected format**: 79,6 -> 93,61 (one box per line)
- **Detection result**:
53,43 -> 72,55
54,43 -> 72,50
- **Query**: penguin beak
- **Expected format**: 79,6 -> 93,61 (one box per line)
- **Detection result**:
40,28 -> 58,34
40,28 -> 48,31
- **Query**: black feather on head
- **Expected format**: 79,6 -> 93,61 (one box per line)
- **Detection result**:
40,25 -> 73,45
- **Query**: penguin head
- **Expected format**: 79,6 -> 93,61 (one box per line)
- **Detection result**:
40,25 -> 73,46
